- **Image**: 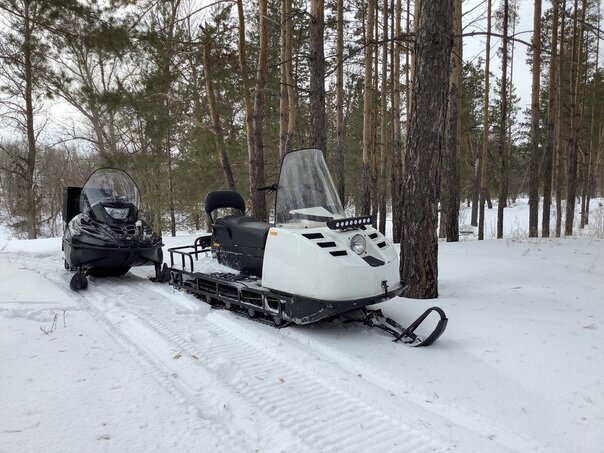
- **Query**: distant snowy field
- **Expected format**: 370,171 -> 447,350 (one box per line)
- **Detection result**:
1,199 -> 603,452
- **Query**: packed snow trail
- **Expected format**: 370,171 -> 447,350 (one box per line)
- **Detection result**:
33,261 -> 459,452
2,229 -> 603,452
3,250 -> 553,453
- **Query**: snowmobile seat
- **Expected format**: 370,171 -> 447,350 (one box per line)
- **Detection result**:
213,215 -> 270,250
212,215 -> 270,276
205,190 -> 246,222
205,191 -> 270,276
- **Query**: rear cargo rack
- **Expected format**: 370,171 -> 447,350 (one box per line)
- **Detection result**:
168,234 -> 211,272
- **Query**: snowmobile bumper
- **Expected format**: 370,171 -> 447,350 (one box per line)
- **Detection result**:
283,284 -> 405,324
64,239 -> 163,270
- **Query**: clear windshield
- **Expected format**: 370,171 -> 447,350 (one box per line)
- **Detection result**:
80,168 -> 140,215
275,149 -> 344,227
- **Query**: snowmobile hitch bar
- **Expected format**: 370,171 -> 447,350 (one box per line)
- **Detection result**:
349,307 -> 448,347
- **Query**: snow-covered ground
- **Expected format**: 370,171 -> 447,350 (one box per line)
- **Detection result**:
1,200 -> 603,452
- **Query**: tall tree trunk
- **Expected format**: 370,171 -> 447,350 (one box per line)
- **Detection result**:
542,0 -> 559,237
585,11 -> 600,225
371,6 -> 380,227
286,4 -> 297,153
400,0 -> 453,299
564,0 -> 586,235
23,1 -> 37,239
236,0 -> 256,213
471,138 -> 480,227
334,0 -> 345,203
202,38 -> 237,192
528,0 -> 542,237
279,0 -> 290,160
309,0 -> 326,152
478,0 -> 492,241
555,0 -> 566,237
252,0 -> 268,220
378,0 -> 388,235
496,0 -> 510,239
361,0 -> 376,216
440,0 -> 461,242
166,1 -> 179,237
166,103 -> 176,237
391,0 -> 402,243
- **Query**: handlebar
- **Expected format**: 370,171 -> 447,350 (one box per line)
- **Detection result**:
257,183 -> 278,193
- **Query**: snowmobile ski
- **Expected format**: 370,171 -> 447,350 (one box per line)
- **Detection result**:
345,307 -> 448,347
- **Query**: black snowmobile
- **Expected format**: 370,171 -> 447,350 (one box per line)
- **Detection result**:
167,148 -> 447,346
63,168 -> 170,291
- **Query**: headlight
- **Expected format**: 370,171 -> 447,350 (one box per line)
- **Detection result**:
350,234 -> 366,255
105,207 -> 130,219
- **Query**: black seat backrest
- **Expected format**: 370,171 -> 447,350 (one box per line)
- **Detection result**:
205,191 -> 246,221
63,186 -> 82,225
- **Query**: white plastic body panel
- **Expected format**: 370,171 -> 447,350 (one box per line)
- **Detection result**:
261,226 -> 400,301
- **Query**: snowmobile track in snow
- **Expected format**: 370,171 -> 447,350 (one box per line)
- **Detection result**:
115,284 -> 451,452
31,267 -> 250,453
18,254 -> 548,453
48,270 -> 453,452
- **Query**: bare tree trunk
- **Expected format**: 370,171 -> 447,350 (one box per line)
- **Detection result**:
202,37 -> 237,192
167,105 -> 176,237
378,0 -> 388,235
334,0 -> 345,203
471,138 -> 480,227
555,0 -> 566,238
240,0 -> 267,220
167,1 -> 180,237
236,0 -> 255,205
371,6 -> 380,227
391,0 -> 402,243
585,13 -> 600,225
400,0 -> 453,299
528,0 -> 542,237
279,0 -> 290,160
361,0 -> 376,216
286,5 -> 297,153
23,2 -> 38,239
542,0 -> 559,237
565,0 -> 586,235
478,0 -> 492,241
309,0 -> 326,153
496,0 -> 510,239
440,0 -> 461,242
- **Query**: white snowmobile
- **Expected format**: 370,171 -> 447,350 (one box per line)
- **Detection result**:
168,148 -> 447,346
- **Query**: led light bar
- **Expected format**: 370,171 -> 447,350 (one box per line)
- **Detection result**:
327,216 -> 373,230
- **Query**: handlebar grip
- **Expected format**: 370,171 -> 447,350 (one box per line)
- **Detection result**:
257,183 -> 277,192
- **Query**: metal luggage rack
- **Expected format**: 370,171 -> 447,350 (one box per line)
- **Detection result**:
168,234 -> 212,272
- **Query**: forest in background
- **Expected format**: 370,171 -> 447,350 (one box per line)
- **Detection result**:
0,0 -> 603,297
